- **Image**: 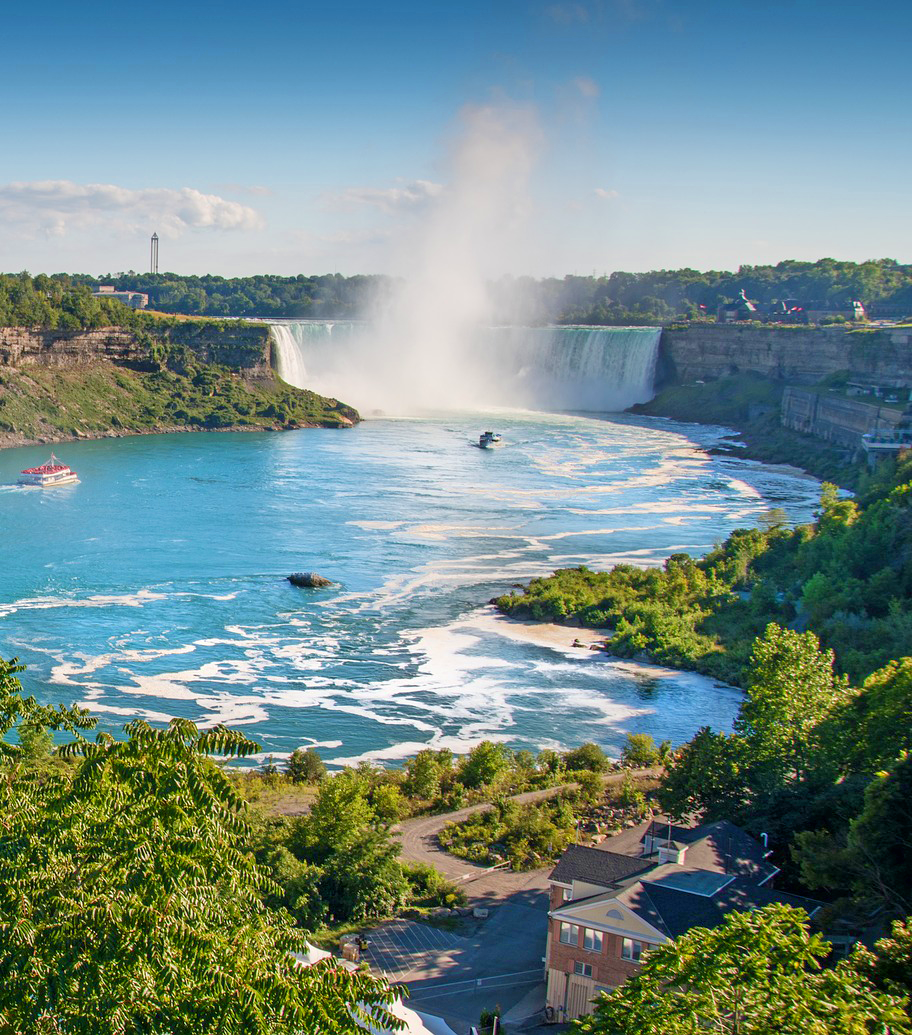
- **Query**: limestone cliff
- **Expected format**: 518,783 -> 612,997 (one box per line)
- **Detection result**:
0,321 -> 358,449
0,321 -> 272,373
658,324 -> 912,388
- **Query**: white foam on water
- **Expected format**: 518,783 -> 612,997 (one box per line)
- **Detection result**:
82,702 -> 177,723
346,520 -> 409,530
0,588 -> 166,619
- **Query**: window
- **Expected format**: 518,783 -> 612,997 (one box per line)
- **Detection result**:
573,961 -> 593,977
559,922 -> 579,946
582,928 -> 603,952
562,888 -> 573,901
621,938 -> 647,962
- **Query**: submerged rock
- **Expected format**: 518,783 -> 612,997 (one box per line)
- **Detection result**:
287,572 -> 333,588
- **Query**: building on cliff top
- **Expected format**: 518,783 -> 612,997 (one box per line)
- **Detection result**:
91,285 -> 149,309
543,815 -> 823,1021
716,291 -> 865,324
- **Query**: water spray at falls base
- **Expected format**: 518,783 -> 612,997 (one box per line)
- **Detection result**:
270,321 -> 661,415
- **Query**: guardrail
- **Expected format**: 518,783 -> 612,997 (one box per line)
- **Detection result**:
408,969 -> 543,1001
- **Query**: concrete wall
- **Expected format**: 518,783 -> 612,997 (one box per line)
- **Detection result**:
658,325 -> 912,388
781,388 -> 902,448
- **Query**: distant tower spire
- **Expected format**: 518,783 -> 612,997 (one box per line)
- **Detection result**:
150,232 -> 159,275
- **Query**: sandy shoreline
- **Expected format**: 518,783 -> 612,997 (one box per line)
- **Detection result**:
468,607 -> 607,651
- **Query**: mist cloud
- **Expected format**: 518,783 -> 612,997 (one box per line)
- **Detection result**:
302,103 -> 544,413
0,180 -> 264,238
573,76 -> 600,98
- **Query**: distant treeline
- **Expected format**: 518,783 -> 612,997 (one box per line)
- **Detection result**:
3,258 -> 912,327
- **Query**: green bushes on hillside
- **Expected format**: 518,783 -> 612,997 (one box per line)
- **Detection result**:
498,455 -> 912,688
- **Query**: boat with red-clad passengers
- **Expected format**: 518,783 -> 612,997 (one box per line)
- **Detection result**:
17,455 -> 79,488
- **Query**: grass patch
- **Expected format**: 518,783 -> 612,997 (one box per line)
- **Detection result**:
0,357 -> 358,446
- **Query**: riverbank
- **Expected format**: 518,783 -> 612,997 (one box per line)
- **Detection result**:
630,374 -> 862,488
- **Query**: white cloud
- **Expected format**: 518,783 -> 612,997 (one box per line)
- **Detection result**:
0,180 -> 264,239
326,179 -> 445,213
214,183 -> 274,197
573,76 -> 600,98
594,187 -> 619,199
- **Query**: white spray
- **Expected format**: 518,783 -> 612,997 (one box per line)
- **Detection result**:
271,105 -> 660,414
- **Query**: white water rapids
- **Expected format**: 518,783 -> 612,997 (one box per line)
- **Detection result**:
269,321 -> 661,414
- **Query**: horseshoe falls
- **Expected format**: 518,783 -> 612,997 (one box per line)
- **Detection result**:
269,321 -> 660,414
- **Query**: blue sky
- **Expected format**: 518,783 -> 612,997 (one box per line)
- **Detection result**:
1,0 -> 909,277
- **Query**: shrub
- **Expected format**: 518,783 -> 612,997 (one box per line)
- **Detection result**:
286,747 -> 327,784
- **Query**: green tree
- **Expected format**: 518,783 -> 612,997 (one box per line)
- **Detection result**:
404,748 -> 442,799
288,770 -> 408,922
736,624 -> 849,786
620,733 -> 662,769
793,754 -> 912,918
0,717 -> 396,1035
573,904 -> 910,1035
658,727 -> 747,822
845,659 -> 912,774
857,920 -> 912,999
565,742 -> 610,773
458,740 -> 512,788
285,746 -> 327,784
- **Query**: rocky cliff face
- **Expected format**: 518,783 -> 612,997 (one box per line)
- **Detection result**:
0,327 -> 139,367
0,323 -> 272,373
659,325 -> 912,387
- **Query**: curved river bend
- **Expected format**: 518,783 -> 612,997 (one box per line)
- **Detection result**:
0,413 -> 820,766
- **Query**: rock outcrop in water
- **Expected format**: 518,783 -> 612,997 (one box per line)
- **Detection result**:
287,572 -> 333,588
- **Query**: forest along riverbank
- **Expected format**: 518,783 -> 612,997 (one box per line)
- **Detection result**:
496,452 -> 912,690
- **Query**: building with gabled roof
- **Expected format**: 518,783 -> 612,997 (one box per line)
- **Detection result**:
544,815 -> 821,1020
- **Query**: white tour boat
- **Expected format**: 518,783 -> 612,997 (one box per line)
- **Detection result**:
18,455 -> 79,487
477,431 -> 503,449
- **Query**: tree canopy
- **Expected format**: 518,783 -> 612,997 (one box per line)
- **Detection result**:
0,666 -> 397,1035
573,904 -> 910,1035
4,257 -> 911,327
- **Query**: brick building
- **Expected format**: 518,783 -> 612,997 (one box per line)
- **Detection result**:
544,817 -> 821,1020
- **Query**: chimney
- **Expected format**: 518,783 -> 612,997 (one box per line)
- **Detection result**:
657,841 -> 686,866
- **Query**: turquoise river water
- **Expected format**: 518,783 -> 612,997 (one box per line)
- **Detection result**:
0,413 -> 820,766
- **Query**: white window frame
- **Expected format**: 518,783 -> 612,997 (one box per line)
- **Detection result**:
573,961 -> 593,977
562,887 -> 573,901
621,937 -> 647,962
582,928 -> 603,953
559,922 -> 579,946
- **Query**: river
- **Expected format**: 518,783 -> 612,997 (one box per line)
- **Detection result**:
0,412 -> 820,765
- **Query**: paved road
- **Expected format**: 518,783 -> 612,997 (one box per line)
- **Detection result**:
394,768 -> 660,906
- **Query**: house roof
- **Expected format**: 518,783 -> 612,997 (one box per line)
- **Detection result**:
627,879 -> 822,940
549,844 -> 653,887
547,816 -> 813,943
570,816 -> 778,885
552,873 -> 821,943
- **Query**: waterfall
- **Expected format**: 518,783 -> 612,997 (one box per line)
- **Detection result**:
269,320 -> 660,414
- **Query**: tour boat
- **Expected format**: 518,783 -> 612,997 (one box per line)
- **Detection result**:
477,431 -> 503,449
18,455 -> 79,487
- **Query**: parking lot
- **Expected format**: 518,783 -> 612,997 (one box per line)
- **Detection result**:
360,919 -> 477,981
